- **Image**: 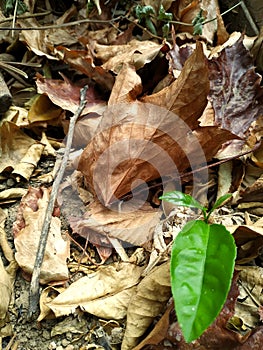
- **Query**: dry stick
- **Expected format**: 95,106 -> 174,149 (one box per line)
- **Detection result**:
0,16 -> 123,31
0,11 -> 52,24
240,0 -> 259,35
11,0 -> 19,37
28,85 -> 88,317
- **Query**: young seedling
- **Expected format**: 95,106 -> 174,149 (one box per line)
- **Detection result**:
160,191 -> 237,342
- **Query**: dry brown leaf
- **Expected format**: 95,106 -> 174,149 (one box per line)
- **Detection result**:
40,262 -> 144,320
65,114 -> 102,149
38,285 -> 65,321
13,187 -> 70,284
141,41 -> 210,130
121,261 -> 171,350
108,64 -> 142,105
235,266 -> 263,329
228,225 -> 263,264
78,100 -> 236,206
40,132 -> 56,157
35,74 -> 106,115
173,0 -> 219,43
28,94 -> 63,123
0,121 -> 37,174
133,302 -> 174,350
208,35 -> 263,137
0,188 -> 28,201
12,143 -> 45,181
54,46 -> 114,91
216,7 -> 229,45
18,18 -> 59,60
69,199 -> 161,248
19,16 -> 77,59
95,39 -> 163,74
251,26 -> 263,72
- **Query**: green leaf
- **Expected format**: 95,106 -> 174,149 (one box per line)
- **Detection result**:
160,191 -> 205,212
210,193 -> 232,213
158,4 -> 173,22
135,4 -> 155,22
170,220 -> 236,342
4,0 -> 27,16
162,23 -> 170,38
192,9 -> 205,35
145,18 -> 157,36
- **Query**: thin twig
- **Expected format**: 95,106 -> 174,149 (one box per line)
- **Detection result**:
28,85 -> 88,318
119,142 -> 261,204
126,18 -> 163,40
0,11 -> 52,24
240,1 -> 259,35
0,16 -> 123,31
202,1 -> 243,25
11,0 -> 19,37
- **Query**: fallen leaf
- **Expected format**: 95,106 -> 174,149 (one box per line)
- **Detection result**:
78,101 -> 236,205
208,36 -> 263,137
69,199 -> 161,248
13,187 -> 70,284
235,266 -> 263,329
40,262 -> 144,320
121,261 -> 171,350
108,63 -> 142,105
35,73 -> 106,115
54,46 -> 114,91
95,39 -> 163,73
12,142 -> 45,181
18,15 -> 78,59
229,225 -> 263,264
141,41 -> 210,130
0,121 -> 37,174
0,188 -> 28,202
28,94 -> 63,123
18,18 -> 59,60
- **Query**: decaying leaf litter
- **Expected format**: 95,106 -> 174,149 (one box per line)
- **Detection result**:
0,0 -> 263,349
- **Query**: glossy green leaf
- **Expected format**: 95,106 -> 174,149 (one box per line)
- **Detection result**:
160,191 -> 205,212
170,220 -> 236,342
210,193 -> 232,213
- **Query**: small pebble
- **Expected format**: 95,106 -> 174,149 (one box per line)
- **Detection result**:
61,339 -> 70,347
66,332 -> 73,341
65,345 -> 74,350
56,346 -> 64,350
48,342 -> 57,350
6,178 -> 15,187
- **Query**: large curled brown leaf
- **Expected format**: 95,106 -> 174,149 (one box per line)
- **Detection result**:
208,36 -> 263,137
78,102 -> 236,205
141,41 -> 210,130
78,41 -> 239,205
